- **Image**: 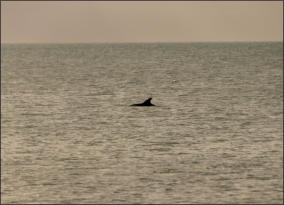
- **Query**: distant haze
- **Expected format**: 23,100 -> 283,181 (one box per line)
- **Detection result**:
1,1 -> 283,43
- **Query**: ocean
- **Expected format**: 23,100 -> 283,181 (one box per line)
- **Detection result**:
1,42 -> 283,203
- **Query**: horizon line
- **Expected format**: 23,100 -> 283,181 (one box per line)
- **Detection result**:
1,40 -> 283,44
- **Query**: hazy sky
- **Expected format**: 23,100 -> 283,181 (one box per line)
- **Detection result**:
1,1 -> 283,43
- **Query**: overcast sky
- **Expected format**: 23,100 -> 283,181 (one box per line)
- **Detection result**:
1,1 -> 283,43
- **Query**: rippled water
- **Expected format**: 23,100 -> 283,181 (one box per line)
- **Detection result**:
1,42 -> 283,203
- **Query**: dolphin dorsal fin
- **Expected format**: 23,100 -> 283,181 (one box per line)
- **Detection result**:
143,98 -> 152,104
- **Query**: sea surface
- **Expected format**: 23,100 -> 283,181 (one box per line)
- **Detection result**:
1,42 -> 283,204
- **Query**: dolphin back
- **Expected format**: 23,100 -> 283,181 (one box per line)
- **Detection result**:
131,97 -> 155,106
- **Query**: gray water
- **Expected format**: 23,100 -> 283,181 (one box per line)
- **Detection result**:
1,42 -> 283,204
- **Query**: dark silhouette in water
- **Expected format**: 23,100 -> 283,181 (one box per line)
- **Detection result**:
131,98 -> 155,106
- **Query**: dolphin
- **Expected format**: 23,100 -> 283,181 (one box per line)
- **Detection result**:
131,97 -> 155,106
